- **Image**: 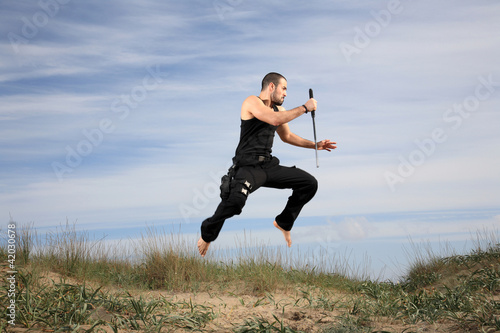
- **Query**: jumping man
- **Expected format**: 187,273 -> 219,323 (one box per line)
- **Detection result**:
198,72 -> 336,256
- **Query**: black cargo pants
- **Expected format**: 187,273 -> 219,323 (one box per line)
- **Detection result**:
200,157 -> 318,243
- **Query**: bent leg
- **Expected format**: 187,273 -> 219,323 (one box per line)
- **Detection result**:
200,193 -> 247,243
200,166 -> 265,243
265,165 -> 318,231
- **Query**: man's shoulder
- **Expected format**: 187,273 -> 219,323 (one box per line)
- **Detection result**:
243,95 -> 261,104
241,95 -> 261,120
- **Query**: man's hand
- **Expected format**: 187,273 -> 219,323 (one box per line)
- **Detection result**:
304,98 -> 317,113
317,139 -> 337,151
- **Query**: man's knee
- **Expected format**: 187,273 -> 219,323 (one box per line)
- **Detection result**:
308,175 -> 318,196
295,173 -> 317,202
312,175 -> 318,189
298,170 -> 317,191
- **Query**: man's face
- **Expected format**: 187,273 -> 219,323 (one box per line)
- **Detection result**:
271,79 -> 287,106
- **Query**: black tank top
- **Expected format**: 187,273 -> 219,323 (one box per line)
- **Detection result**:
233,103 -> 279,166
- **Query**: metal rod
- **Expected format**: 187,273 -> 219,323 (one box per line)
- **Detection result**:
309,88 -> 319,168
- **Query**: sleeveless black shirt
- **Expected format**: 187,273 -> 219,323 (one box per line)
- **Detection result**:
233,103 -> 279,166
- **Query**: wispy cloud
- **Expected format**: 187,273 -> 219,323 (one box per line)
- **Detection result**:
1,0 -> 499,265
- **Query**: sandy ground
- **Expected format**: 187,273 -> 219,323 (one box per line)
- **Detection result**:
2,269 -> 479,332
5,289 -> 463,333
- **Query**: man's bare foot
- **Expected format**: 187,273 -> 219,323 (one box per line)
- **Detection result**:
273,221 -> 292,247
197,237 -> 210,257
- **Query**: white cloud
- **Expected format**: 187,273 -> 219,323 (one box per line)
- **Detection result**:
0,0 -> 499,249
2,163 -> 197,226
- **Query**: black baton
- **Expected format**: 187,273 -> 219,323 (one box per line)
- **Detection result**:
309,88 -> 319,168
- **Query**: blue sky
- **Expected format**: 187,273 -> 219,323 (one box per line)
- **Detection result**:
1,0 -> 500,279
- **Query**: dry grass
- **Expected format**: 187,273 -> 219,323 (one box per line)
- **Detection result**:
1,221 -> 499,332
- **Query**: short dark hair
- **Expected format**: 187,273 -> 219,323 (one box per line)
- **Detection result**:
261,72 -> 287,91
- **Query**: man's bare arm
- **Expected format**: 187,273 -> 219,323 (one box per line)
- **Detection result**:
277,123 -> 314,148
277,123 -> 337,151
241,96 -> 316,126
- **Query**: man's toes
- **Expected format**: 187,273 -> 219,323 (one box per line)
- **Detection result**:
197,238 -> 210,257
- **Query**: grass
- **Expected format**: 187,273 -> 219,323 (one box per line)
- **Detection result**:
0,221 -> 499,332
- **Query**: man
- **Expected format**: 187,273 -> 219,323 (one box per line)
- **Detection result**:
198,72 -> 336,257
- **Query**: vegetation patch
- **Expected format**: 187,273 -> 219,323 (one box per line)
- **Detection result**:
1,222 -> 499,332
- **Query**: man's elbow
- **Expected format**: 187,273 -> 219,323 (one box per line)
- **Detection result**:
280,134 -> 292,144
270,116 -> 284,127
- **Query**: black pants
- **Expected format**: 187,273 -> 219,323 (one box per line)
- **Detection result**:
200,158 -> 318,243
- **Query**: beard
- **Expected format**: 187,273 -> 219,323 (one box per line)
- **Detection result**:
271,90 -> 284,106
